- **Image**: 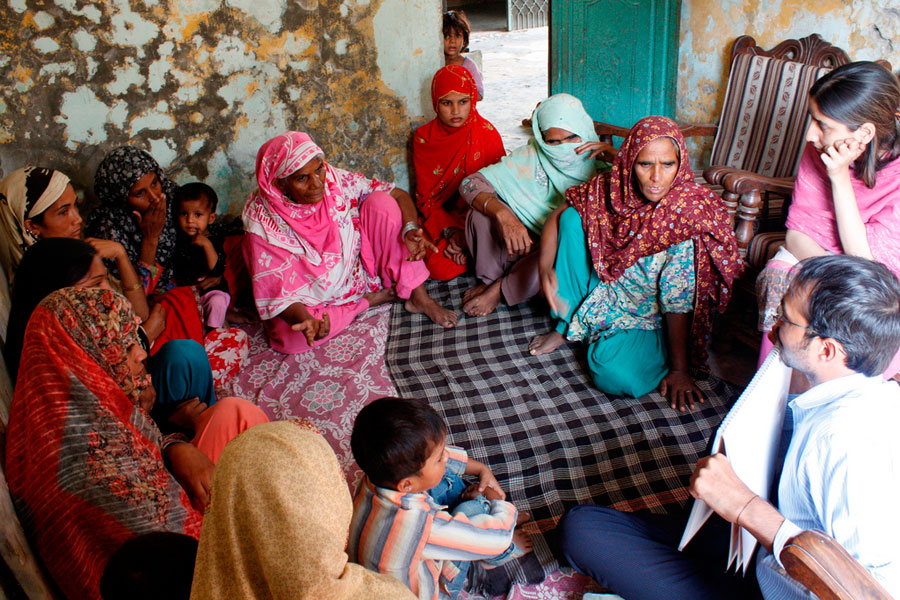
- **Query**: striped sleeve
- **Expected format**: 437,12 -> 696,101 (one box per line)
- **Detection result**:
420,499 -> 517,561
445,445 -> 468,476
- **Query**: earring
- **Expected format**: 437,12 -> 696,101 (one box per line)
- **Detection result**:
25,228 -> 40,239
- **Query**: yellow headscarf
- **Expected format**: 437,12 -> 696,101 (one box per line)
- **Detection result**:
190,421 -> 416,600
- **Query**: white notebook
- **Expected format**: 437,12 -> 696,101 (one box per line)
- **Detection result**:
678,347 -> 792,573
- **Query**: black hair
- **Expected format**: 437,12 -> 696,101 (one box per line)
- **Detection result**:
810,61 -> 900,188
176,182 -> 218,212
442,11 -> 471,51
100,532 -> 198,600
790,254 -> 900,376
5,238 -> 97,383
350,396 -> 447,487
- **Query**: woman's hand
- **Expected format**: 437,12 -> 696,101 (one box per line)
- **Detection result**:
659,370 -> 705,412
820,137 -> 866,178
403,227 -> 439,261
143,304 -> 167,342
85,237 -> 127,260
494,208 -> 532,257
291,312 -> 331,346
195,274 -> 224,292
165,441 -> 214,512
134,196 -> 167,241
443,228 -> 467,265
575,141 -> 617,161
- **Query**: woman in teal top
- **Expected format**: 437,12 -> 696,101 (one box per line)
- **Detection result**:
458,93 -> 612,316
531,116 -> 742,410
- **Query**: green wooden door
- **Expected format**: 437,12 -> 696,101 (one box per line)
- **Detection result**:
550,0 -> 681,128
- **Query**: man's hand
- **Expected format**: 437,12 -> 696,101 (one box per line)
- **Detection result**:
165,442 -> 214,512
659,370 -> 705,412
689,454 -> 755,522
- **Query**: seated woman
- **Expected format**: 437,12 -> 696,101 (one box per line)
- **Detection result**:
191,421 -> 416,599
149,339 -> 268,464
413,64 -> 505,280
5,238 -> 265,459
0,166 -> 150,319
757,61 -> 900,375
531,116 -> 742,408
243,131 -> 456,354
4,287 -> 209,599
458,93 -> 611,316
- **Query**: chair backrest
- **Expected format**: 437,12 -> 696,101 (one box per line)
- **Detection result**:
709,34 -> 851,178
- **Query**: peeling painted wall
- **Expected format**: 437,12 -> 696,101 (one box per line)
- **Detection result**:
677,0 -> 900,167
0,0 -> 442,214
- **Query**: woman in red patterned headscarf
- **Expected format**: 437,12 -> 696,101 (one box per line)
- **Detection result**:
5,287 -> 205,600
530,116 -> 742,410
413,65 -> 505,280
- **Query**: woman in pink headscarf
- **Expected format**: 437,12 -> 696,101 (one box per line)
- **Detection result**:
242,132 -> 457,354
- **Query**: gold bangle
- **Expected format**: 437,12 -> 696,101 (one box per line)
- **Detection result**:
123,282 -> 143,292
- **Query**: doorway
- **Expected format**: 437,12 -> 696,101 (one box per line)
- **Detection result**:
451,0 -> 550,149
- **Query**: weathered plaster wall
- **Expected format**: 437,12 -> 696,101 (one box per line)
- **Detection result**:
0,0 -> 442,214
677,0 -> 900,166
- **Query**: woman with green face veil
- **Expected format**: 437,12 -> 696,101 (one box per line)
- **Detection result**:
458,93 -> 613,317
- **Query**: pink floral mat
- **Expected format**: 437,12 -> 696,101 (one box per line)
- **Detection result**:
218,304 -> 396,485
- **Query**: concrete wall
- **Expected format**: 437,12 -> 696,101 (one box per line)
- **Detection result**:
676,0 -> 900,166
0,0 -> 442,214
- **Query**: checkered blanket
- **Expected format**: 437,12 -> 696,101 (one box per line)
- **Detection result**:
387,276 -> 740,585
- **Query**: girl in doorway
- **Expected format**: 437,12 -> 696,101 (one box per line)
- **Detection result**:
443,10 -> 484,100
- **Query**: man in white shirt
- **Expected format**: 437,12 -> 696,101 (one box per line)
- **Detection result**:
558,255 -> 900,599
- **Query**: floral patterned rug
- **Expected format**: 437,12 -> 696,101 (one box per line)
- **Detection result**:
218,303 -> 396,485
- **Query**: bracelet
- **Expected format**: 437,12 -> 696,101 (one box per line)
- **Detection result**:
400,220 -> 418,241
123,281 -> 143,292
482,195 -> 493,212
736,494 -> 759,529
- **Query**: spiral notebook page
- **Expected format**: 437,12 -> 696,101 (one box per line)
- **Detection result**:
678,348 -> 792,573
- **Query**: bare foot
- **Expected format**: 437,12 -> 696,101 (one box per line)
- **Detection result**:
405,285 -> 457,328
512,528 -> 533,554
462,279 -> 502,316
528,330 -> 566,356
516,511 -> 531,525
364,287 -> 397,308
462,282 -> 487,305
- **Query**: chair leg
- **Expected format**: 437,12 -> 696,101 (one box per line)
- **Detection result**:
735,189 -> 762,259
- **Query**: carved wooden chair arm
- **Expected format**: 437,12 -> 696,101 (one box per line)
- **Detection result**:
780,530 -> 892,600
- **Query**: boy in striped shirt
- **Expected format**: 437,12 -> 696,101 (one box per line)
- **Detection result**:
348,397 -> 532,600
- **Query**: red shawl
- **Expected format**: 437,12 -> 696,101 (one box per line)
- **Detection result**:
413,65 -> 505,240
565,116 -> 743,367
5,287 -> 202,599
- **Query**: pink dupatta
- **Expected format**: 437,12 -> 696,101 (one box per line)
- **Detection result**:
786,142 -> 900,277
242,132 -> 381,319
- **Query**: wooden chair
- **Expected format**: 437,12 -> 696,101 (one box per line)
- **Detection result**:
781,530 -> 893,600
594,34 -> 851,263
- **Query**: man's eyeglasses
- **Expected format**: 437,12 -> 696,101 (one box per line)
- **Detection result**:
774,302 -> 819,336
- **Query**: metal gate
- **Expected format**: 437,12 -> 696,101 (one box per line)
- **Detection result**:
508,0 -> 548,30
